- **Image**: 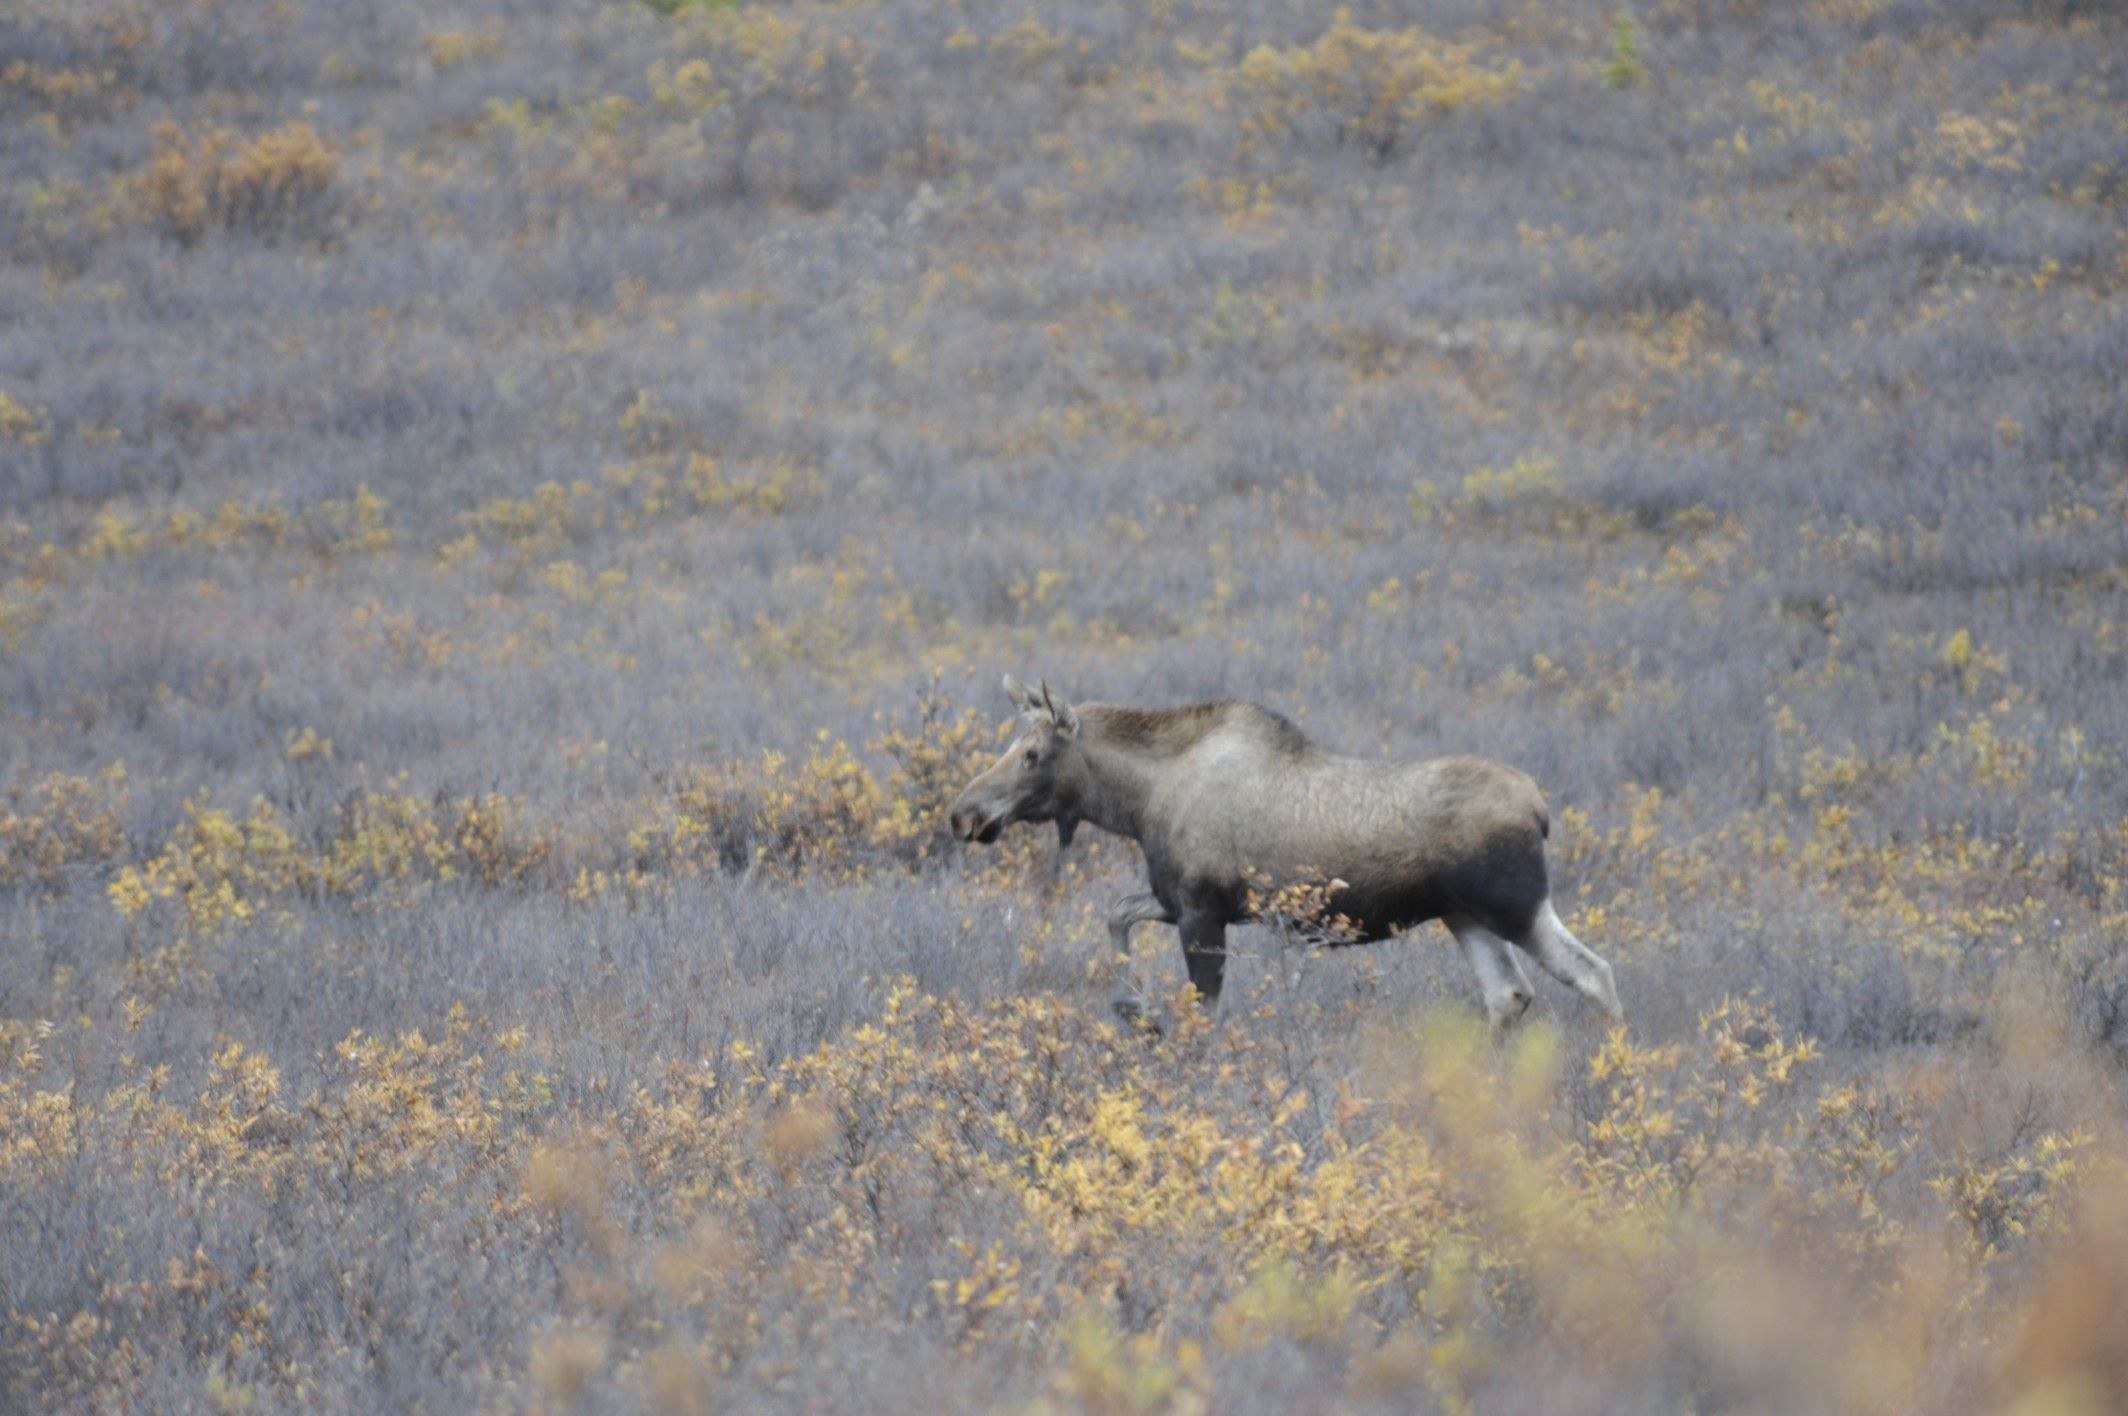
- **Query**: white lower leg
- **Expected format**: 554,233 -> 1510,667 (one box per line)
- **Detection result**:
1450,918 -> 1535,1032
1521,901 -> 1624,1021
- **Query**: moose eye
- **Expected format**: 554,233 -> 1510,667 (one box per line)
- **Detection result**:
1022,749 -> 1039,768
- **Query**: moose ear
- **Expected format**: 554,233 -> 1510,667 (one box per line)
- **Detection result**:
1039,679 -> 1080,738
1001,674 -> 1038,714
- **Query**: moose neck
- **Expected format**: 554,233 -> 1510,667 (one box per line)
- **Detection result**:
1068,711 -> 1178,844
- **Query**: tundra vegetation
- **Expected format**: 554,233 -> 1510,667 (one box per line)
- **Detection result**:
1,0 -> 2126,1410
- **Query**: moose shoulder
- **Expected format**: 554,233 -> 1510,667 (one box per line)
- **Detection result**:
949,676 -> 1623,1031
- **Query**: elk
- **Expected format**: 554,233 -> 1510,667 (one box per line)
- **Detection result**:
949,677 -> 1623,1031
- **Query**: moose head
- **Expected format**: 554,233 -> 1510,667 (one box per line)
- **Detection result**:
948,676 -> 1085,848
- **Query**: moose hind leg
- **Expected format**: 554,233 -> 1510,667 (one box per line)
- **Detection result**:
1517,900 -> 1624,1022
1447,916 -> 1535,1033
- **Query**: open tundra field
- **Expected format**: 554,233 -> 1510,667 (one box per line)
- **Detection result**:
4,0 -> 2128,1408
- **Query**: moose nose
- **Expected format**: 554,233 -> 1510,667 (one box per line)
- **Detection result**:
949,808 -> 975,841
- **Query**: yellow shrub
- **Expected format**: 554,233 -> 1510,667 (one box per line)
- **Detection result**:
0,391 -> 48,447
105,791 -> 553,940
1,772 -> 127,891
1234,10 -> 1519,160
867,691 -> 998,863
423,27 -> 501,72
750,738 -> 884,875
107,798 -> 302,932
628,697 -> 1005,877
451,794 -> 552,887
140,119 -> 343,245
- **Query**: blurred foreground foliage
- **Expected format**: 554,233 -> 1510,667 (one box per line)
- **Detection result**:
4,978 -> 2123,1410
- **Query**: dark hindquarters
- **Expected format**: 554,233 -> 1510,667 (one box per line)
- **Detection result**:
1338,827 -> 1549,943
1454,827 -> 1550,940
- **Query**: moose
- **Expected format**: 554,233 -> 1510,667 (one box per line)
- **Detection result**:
949,676 -> 1623,1031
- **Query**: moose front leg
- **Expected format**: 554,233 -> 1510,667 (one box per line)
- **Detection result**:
1178,907 -> 1229,1007
1107,891 -> 1176,953
1108,892 -> 1177,1030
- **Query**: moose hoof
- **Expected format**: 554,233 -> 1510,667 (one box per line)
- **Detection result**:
1112,997 -> 1165,1038
1485,988 -> 1532,1035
